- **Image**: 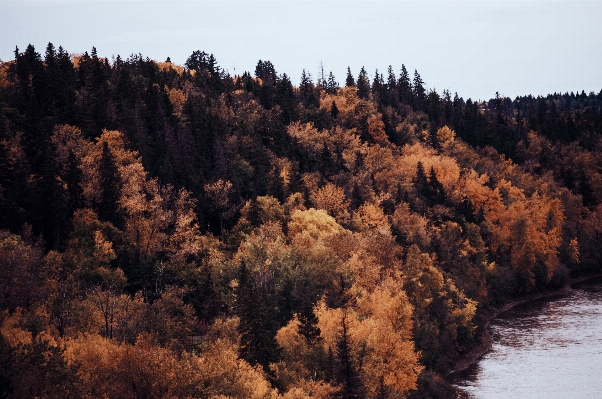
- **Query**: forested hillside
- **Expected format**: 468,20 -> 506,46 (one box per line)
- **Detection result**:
1,43 -> 601,398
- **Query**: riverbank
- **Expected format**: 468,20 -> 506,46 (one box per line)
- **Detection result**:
447,272 -> 602,378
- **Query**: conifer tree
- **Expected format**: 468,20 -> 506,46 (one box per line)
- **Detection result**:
299,69 -> 318,107
236,261 -> 280,374
331,100 -> 340,119
398,64 -> 412,106
327,71 -> 339,94
345,67 -> 355,87
356,67 -> 370,100
64,150 -> 83,216
336,313 -> 365,399
413,69 -> 426,111
98,141 -> 121,226
428,166 -> 446,205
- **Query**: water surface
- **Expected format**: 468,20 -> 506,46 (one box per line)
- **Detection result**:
452,279 -> 602,398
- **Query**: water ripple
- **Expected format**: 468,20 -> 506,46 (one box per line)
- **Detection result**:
452,281 -> 602,398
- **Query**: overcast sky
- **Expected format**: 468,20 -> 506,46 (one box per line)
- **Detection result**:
1,1 -> 601,101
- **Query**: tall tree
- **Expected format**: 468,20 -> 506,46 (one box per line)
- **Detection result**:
397,65 -> 412,106
236,261 -> 281,374
356,67 -> 370,100
345,67 -> 355,87
327,71 -> 339,94
336,313 -> 365,399
413,70 -> 426,111
97,141 -> 122,226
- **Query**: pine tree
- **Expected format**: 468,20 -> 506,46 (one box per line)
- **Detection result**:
331,100 -> 340,119
385,65 -> 397,107
356,67 -> 370,100
327,71 -> 339,94
236,261 -> 280,374
299,69 -> 318,107
387,65 -> 397,91
276,73 -> 298,123
371,69 -> 385,105
64,150 -> 83,216
336,313 -> 365,399
428,166 -> 446,205
98,141 -> 122,226
345,67 -> 355,87
398,64 -> 412,106
413,69 -> 426,111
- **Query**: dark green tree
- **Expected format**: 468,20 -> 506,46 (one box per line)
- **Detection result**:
397,65 -> 413,106
345,67 -> 355,87
356,67 -> 370,100
299,69 -> 318,108
413,70 -> 426,111
331,100 -> 340,119
327,71 -> 339,94
336,313 -> 365,399
235,261 -> 280,374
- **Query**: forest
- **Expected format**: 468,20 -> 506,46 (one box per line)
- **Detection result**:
1,43 -> 602,398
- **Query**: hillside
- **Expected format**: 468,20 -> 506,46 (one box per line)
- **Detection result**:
1,43 -> 601,398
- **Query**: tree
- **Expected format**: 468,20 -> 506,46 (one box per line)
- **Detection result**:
413,70 -> 426,111
345,67 -> 355,87
336,313 -> 365,399
299,69 -> 318,108
235,260 -> 281,374
331,101 -> 340,119
356,67 -> 370,100
97,141 -> 122,226
397,65 -> 412,105
64,150 -> 83,216
327,71 -> 339,94
204,179 -> 237,234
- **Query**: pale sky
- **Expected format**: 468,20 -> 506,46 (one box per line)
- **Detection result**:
1,1 -> 601,101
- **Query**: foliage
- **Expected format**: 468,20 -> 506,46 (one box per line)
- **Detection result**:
0,43 -> 601,397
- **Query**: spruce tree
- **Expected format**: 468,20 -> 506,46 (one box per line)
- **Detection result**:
336,313 -> 365,399
428,166 -> 447,205
327,71 -> 339,94
413,69 -> 426,111
64,150 -> 83,216
356,67 -> 370,99
345,67 -> 355,87
331,100 -> 340,119
236,261 -> 280,374
398,65 -> 412,106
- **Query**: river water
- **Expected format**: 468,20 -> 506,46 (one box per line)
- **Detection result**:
451,278 -> 602,398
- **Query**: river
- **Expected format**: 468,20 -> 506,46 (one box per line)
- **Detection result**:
451,278 -> 602,398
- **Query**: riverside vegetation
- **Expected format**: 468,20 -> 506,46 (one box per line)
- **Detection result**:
1,44 -> 602,398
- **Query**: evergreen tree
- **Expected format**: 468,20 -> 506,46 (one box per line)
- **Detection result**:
345,67 -> 355,87
336,313 -> 365,399
275,73 -> 298,123
235,261 -> 280,374
428,166 -> 447,205
98,141 -> 122,226
331,100 -> 340,119
64,150 -> 83,216
385,65 -> 397,107
397,64 -> 412,106
299,69 -> 318,107
371,69 -> 386,105
386,65 -> 397,91
327,71 -> 339,94
413,69 -> 426,111
414,161 -> 428,191
356,67 -> 370,100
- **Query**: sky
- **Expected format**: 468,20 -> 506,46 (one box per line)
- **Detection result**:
1,1 -> 601,101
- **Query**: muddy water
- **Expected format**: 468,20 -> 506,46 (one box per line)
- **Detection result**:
451,278 -> 602,398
